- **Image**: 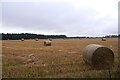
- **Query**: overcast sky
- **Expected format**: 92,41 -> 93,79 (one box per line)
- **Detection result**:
0,0 -> 119,37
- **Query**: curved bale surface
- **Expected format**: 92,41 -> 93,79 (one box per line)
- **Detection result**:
83,44 -> 114,70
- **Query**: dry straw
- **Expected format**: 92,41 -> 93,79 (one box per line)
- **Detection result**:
26,59 -> 34,64
83,44 -> 114,70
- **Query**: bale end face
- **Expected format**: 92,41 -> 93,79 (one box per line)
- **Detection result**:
92,47 -> 114,69
83,44 -> 114,70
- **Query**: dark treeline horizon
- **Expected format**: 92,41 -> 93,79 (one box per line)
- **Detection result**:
1,33 -> 67,40
0,33 -> 119,40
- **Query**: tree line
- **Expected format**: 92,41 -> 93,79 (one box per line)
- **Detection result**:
0,33 -> 119,40
1,33 -> 67,40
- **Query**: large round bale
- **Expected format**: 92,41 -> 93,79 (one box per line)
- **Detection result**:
83,44 -> 114,70
44,41 -> 52,46
102,38 -> 106,41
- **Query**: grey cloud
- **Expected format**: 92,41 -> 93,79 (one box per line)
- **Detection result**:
0,2 -> 2,22
2,2 -> 117,36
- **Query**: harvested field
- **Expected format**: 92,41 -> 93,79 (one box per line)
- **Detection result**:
2,38 -> 119,78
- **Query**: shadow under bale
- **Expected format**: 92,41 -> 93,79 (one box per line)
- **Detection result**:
83,44 -> 114,70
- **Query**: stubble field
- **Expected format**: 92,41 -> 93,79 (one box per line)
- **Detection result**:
2,38 -> 119,78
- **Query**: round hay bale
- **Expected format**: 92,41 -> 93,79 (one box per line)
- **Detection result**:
21,38 -> 24,41
49,38 -> 52,41
44,41 -> 52,46
35,38 -> 39,41
63,38 -> 66,40
102,38 -> 106,41
83,44 -> 114,70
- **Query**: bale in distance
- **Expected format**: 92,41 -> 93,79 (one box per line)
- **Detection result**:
21,38 -> 24,41
35,38 -> 39,41
44,40 -> 52,46
102,38 -> 106,41
49,38 -> 52,41
83,44 -> 114,70
63,38 -> 66,40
